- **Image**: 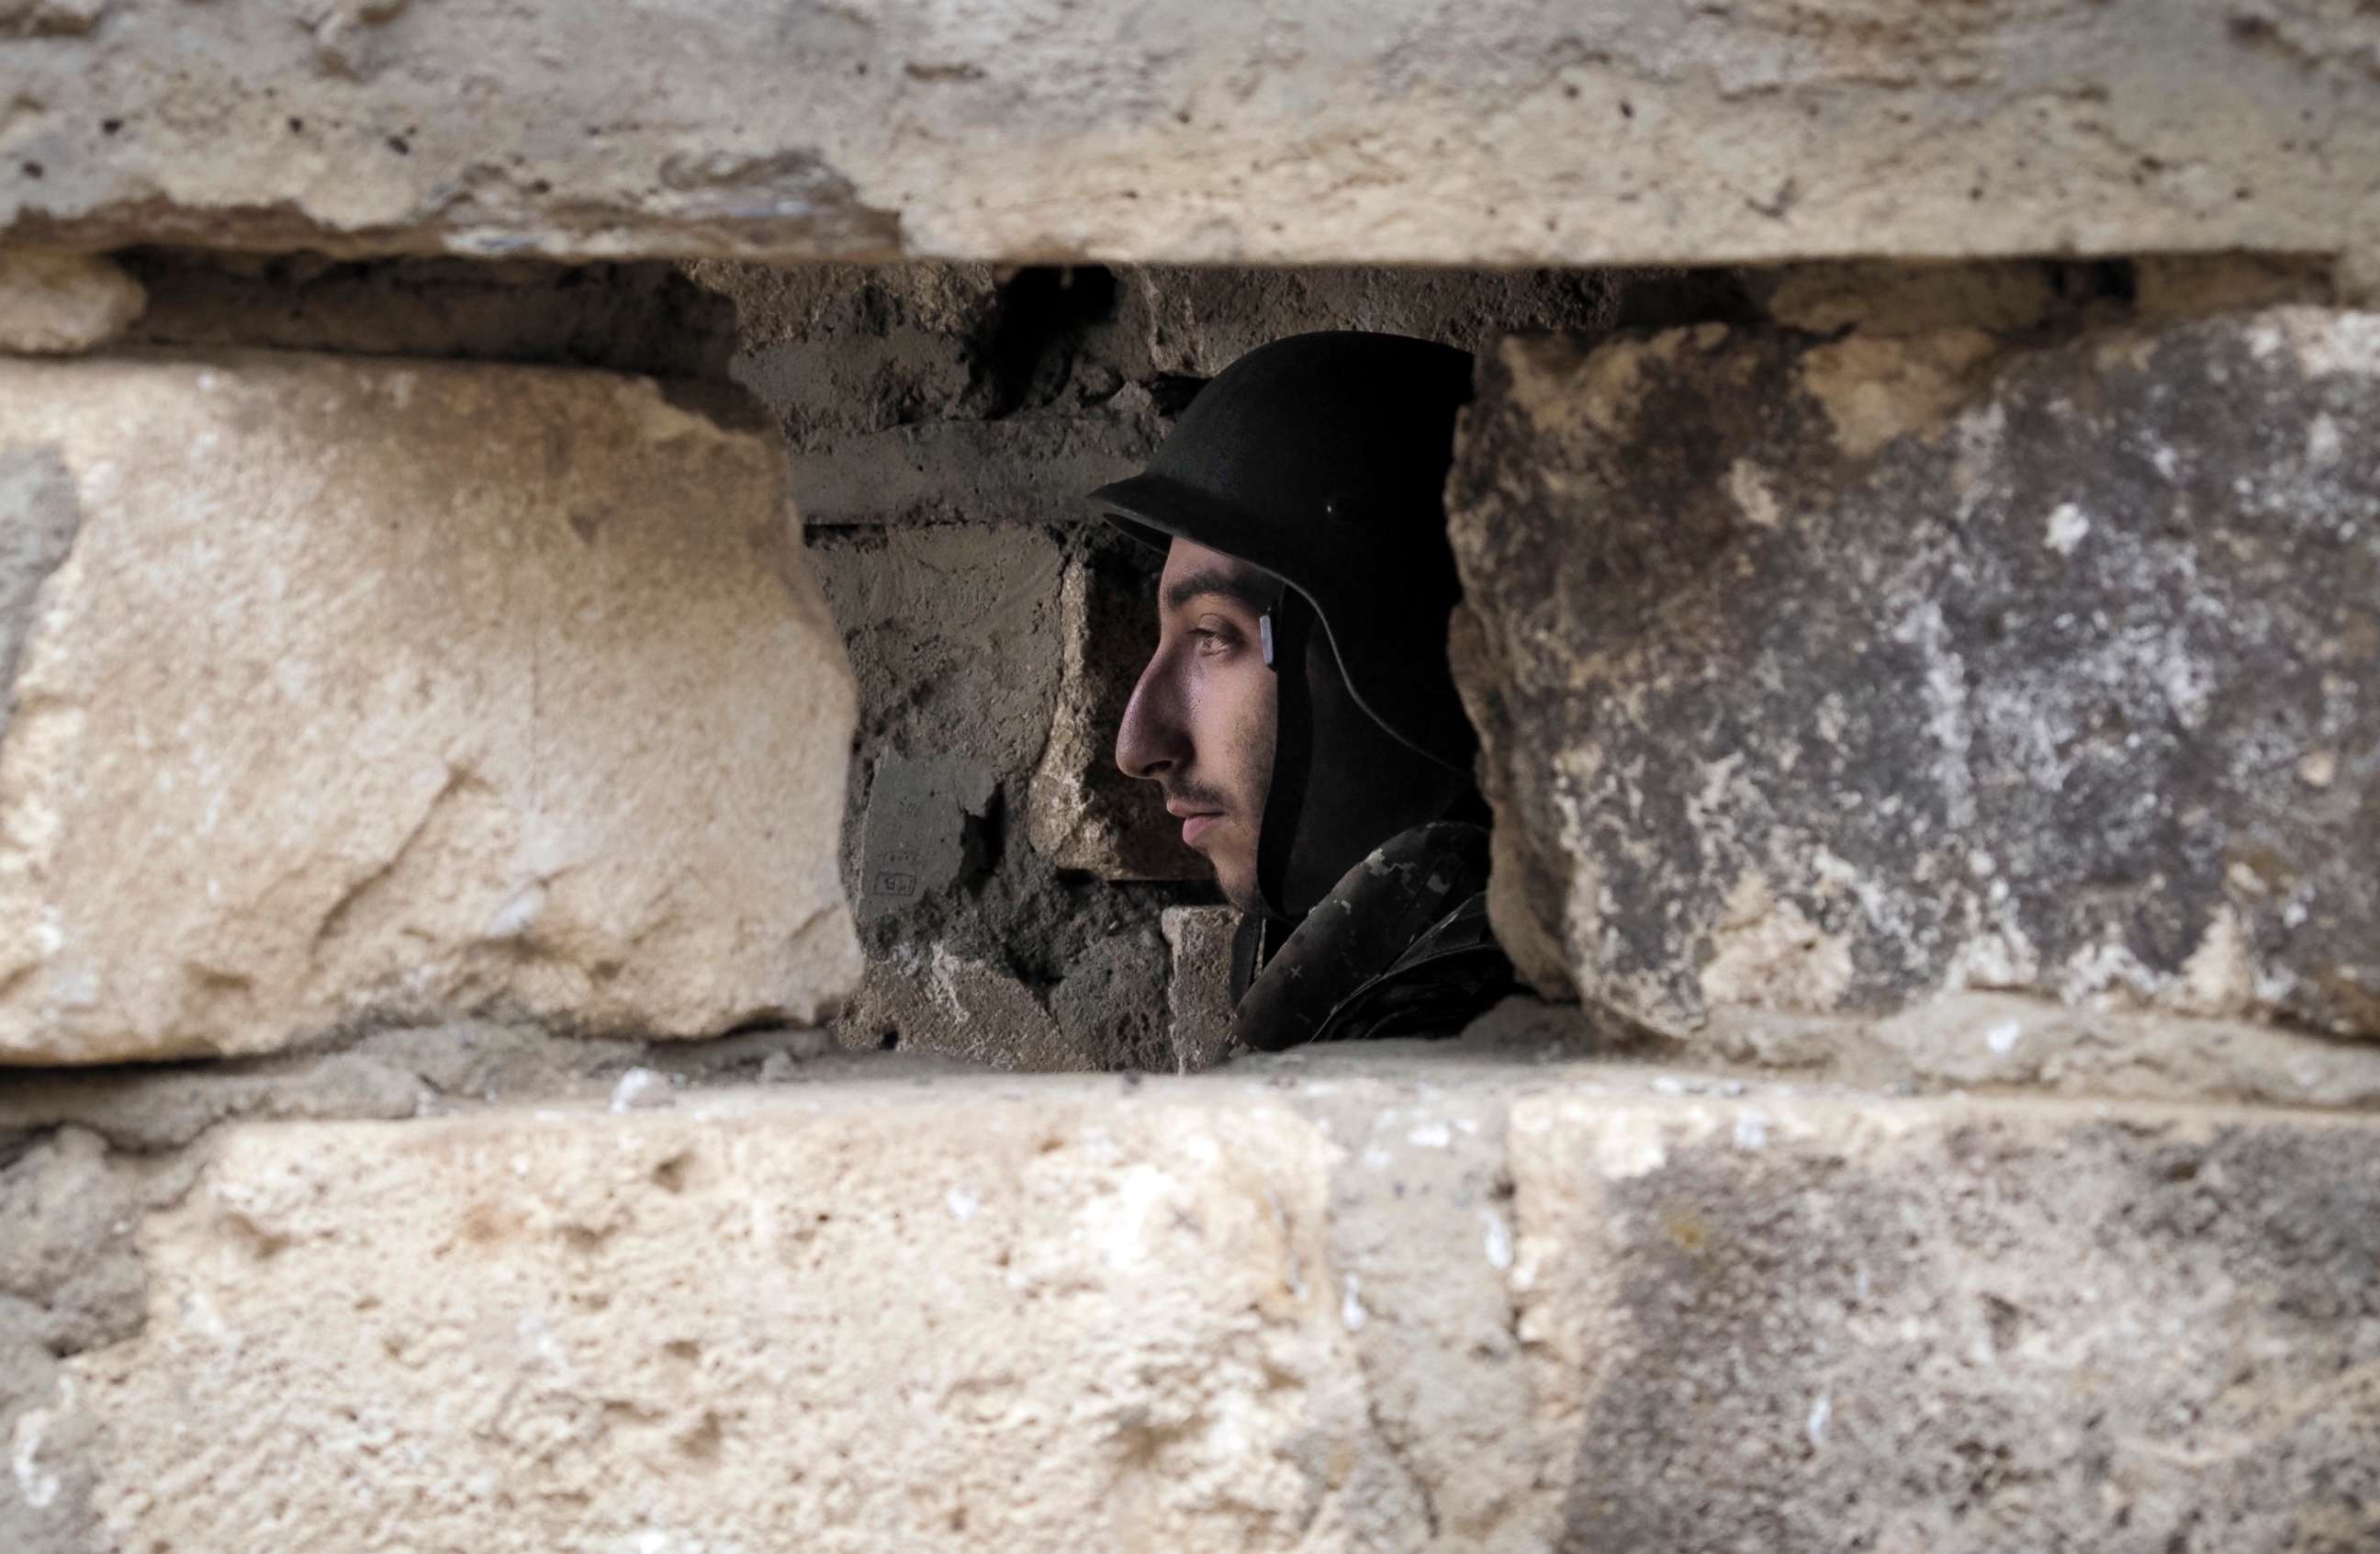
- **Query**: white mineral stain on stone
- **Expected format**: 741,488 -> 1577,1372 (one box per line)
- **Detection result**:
2044,501 -> 2091,556
1362,1145 -> 1392,1169
2307,411 -> 2344,465
1726,458 -> 1782,529
2299,749 -> 2338,788
2178,907 -> 2258,1017
1481,1209 -> 1514,1271
483,880 -> 544,939
1806,1391 -> 1832,1450
1340,1273 -> 1367,1333
1732,1110 -> 1769,1149
1595,1112 -> 1674,1179
12,1402 -> 59,1510
2261,309 -> 2380,378
608,1068 -> 669,1112
945,1188 -> 980,1222
1894,601 -> 1977,828
1083,1164 -> 1173,1270
926,943 -> 970,1025
1985,1020 -> 2023,1056
1406,1121 -> 1452,1149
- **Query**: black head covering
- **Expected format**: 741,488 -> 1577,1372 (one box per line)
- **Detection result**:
1092,331 -> 1478,921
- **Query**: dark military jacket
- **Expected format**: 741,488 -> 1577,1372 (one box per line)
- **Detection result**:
1229,823 -> 1519,1050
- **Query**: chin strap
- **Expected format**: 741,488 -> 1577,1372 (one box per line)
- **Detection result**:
1252,590 -> 1315,924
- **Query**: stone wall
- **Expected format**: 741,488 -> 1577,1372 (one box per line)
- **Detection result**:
6,3 -> 2380,1548
1449,265 -> 2380,1087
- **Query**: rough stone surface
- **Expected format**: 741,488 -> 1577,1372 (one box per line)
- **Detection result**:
0,353 -> 859,1064
814,524 -> 1199,1069
1163,906 -> 1241,1072
17,1047 -> 2380,1552
1029,558 -> 1204,881
120,251 -> 739,377
855,755 -> 997,927
1451,306 -> 2380,1041
11,4 -> 2380,270
818,525 -> 1068,787
1507,1080 -> 2380,1554
1122,266 -> 1636,378
786,411 -> 1162,529
0,252 -> 143,354
701,260 -> 1165,532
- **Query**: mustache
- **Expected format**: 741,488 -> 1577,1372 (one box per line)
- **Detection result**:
1162,779 -> 1233,815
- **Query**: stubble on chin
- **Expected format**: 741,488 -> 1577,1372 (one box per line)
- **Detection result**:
1211,833 -> 1264,916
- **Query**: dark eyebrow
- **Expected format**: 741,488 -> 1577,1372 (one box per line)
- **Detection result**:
1162,567 -> 1275,614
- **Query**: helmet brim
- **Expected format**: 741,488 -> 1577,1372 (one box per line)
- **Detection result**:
1091,472 -> 1470,778
1091,471 -> 1284,571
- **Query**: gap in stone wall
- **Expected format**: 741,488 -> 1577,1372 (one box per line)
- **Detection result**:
689,258 -> 1766,1072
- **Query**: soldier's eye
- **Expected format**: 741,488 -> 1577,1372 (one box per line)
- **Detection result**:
1191,620 -> 1239,657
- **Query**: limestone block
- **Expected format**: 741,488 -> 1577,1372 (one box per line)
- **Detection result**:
54,1083 -> 1410,1553
23,1057 -> 2380,1552
0,353 -> 860,1064
1450,308 -> 2380,1039
0,252 -> 142,354
1163,905 -> 1241,1072
8,3 -> 2380,269
1507,1084 -> 2380,1552
1028,559 -> 1205,881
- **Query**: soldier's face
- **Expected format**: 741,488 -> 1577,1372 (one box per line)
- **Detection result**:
1114,538 -> 1278,913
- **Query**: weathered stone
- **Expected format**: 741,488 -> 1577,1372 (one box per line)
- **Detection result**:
785,411 -> 1159,528
817,524 -> 1189,1071
835,940 -> 1070,1066
122,252 -> 738,377
1508,1080 -> 2380,1553
0,353 -> 859,1064
1126,265 -> 1629,377
0,1125 -> 175,1554
1162,905 -> 1241,1072
0,252 -> 142,354
1029,559 -> 1204,881
1451,307 -> 2380,1040
52,1079 -> 1405,1552
22,1052 -> 2380,1552
694,259 -> 1002,451
10,3 -> 2380,269
816,526 -> 1065,783
855,755 -> 995,926
1753,259 -> 2069,337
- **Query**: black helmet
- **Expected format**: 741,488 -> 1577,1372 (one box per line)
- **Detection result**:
1092,331 -> 1480,921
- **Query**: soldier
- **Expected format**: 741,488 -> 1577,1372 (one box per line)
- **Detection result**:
1098,332 -> 1518,1052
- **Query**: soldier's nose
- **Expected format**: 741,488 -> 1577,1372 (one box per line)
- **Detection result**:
1115,657 -> 1190,780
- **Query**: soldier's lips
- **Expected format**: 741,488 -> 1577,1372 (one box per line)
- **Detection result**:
1181,814 -> 1222,846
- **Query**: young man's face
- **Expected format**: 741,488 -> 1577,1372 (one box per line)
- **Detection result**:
1114,537 -> 1279,912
